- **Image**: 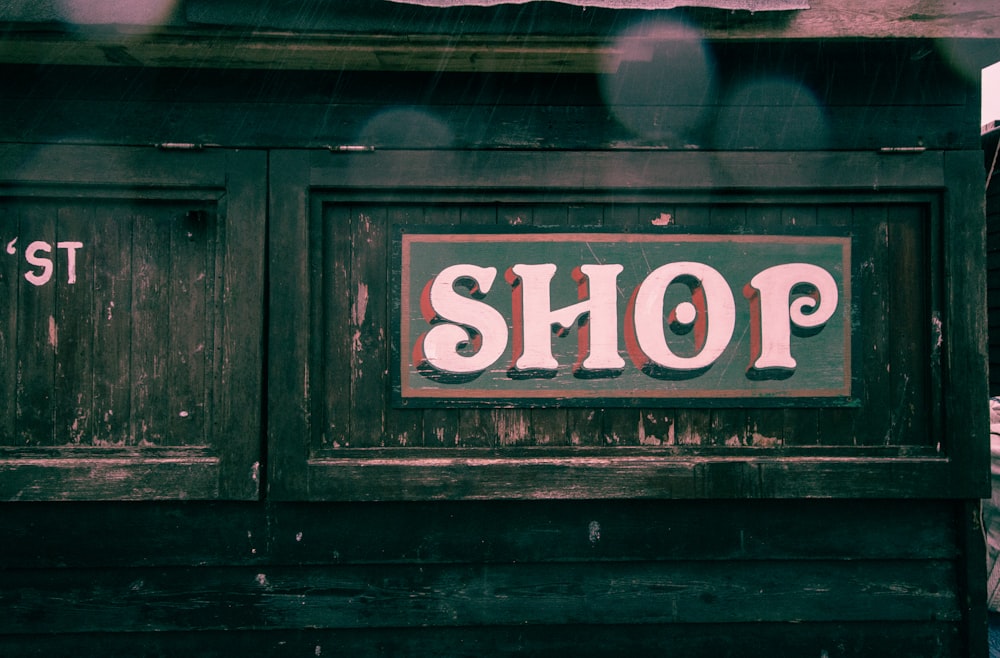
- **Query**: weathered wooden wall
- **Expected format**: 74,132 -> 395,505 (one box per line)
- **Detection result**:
0,38 -> 990,657
0,40 -> 982,150
0,0 -> 998,73
987,124 -> 1000,396
0,499 -> 979,656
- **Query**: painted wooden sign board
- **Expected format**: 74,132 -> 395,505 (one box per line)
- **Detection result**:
395,230 -> 851,407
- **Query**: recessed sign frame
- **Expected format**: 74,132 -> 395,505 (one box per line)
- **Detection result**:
265,149 -> 988,502
394,228 -> 853,407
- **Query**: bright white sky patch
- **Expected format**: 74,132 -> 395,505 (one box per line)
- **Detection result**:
985,61 -> 1000,127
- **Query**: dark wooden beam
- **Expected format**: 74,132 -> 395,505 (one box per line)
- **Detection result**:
0,0 -> 998,74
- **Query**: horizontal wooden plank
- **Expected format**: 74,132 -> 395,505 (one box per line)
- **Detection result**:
0,456 -> 222,500
0,621 -> 964,658
0,502 -> 266,568
296,454 -> 960,500
0,499 -> 957,568
0,45 -> 971,108
269,498 -> 958,564
0,144 -> 234,187
0,36 -> 979,150
0,560 -> 959,634
302,150 -> 948,191
182,0 -> 1000,41
0,6 -> 998,79
0,101 -> 975,151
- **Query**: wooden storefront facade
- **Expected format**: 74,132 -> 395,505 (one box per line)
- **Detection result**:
1,2 -> 998,655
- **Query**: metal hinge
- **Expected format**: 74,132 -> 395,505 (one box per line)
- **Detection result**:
156,142 -> 207,151
877,146 -> 927,154
327,145 -> 376,153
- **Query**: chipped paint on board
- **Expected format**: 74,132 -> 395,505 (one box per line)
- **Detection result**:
47,316 -> 58,350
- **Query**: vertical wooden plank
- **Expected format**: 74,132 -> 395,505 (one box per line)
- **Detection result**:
130,205 -> 171,446
601,203 -> 641,446
629,203 -> 678,448
521,203 -> 571,447
942,151 -> 989,497
350,205 -> 389,448
91,202 -> 134,447
457,204 -> 500,449
852,205 -> 892,445
201,199 -> 218,452
563,203 -> 608,447
268,150 -> 312,498
165,205 -> 210,447
887,204 -> 929,445
815,205 -> 856,446
779,205 -> 819,446
708,204 -> 748,447
16,201 -> 57,446
494,204 -> 545,447
744,205 -> 785,448
420,205 -> 461,448
385,205 -> 424,448
0,201 -> 17,444
217,148 -> 266,498
959,499 -> 989,658
53,202 -> 94,445
672,204 -> 712,446
322,202 -> 352,449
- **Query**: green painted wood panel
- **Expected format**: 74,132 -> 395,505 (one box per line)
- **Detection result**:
397,230 -> 851,404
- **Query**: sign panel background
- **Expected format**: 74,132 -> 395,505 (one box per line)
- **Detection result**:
397,230 -> 851,405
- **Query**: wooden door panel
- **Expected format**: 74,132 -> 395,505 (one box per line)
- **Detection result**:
267,149 -> 985,500
0,145 -> 265,500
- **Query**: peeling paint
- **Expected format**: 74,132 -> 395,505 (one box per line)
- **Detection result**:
931,314 -> 944,350
353,282 -> 369,325
303,362 -> 310,405
493,410 -> 530,443
750,433 -> 782,448
48,315 -> 58,350
588,520 -> 601,546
